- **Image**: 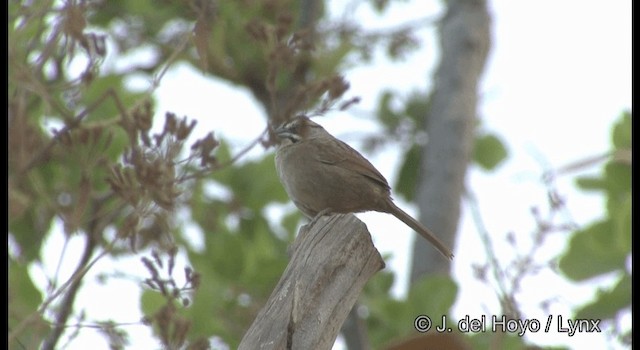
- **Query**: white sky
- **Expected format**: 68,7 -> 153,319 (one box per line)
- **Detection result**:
27,1 -> 631,349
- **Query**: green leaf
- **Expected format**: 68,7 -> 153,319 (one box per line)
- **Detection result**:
376,90 -> 400,129
315,41 -> 353,76
403,92 -> 430,126
394,144 -> 420,200
207,229 -> 246,281
603,163 -> 631,212
280,210 -> 303,239
575,113 -> 631,198
80,75 -> 139,122
559,220 -> 627,281
9,206 -> 53,262
365,275 -> 458,348
606,161 -> 632,192
240,222 -> 287,293
611,111 -> 631,149
140,289 -> 167,317
9,259 -> 48,349
575,176 -> 606,191
473,133 -> 508,171
103,127 -> 129,162
9,259 -> 44,321
575,273 -> 631,320
363,270 -> 395,298
407,275 -> 457,317
183,286 -> 230,342
367,298 -> 410,347
211,151 -> 289,212
612,193 -> 632,251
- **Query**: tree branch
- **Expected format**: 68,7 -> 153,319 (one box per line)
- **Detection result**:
40,233 -> 97,350
239,214 -> 384,350
412,0 -> 492,280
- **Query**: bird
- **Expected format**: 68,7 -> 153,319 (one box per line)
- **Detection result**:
273,115 -> 453,260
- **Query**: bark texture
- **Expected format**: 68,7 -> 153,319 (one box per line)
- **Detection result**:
239,214 -> 384,350
411,0 -> 492,280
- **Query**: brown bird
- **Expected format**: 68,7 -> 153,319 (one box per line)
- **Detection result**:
274,116 -> 453,259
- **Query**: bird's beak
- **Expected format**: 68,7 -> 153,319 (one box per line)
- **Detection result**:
274,125 -> 289,139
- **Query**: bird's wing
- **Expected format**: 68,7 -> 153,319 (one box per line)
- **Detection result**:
311,138 -> 391,191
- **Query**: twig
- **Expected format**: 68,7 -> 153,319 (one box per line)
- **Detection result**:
149,31 -> 191,93
16,89 -> 127,177
49,235 -> 71,294
464,189 -> 511,304
217,127 -> 270,169
8,238 -> 116,344
47,320 -> 144,329
181,127 -> 269,181
544,150 -> 615,180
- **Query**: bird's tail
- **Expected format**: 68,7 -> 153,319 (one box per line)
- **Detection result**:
386,201 -> 454,260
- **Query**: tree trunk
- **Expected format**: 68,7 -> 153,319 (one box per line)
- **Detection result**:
239,214 -> 384,350
411,0 -> 492,280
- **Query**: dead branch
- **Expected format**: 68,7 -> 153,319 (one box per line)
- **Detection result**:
239,214 -> 384,350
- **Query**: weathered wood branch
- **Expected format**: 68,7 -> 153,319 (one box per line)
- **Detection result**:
239,214 -> 385,350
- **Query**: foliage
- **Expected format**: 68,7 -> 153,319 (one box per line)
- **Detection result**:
8,0 -> 434,349
8,0 -> 294,347
12,1 -> 630,350
9,2 -> 151,347
370,89 -> 508,200
473,133 -> 509,171
11,0 -> 628,349
462,111 -> 631,350
559,111 -> 631,341
362,271 -> 458,348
